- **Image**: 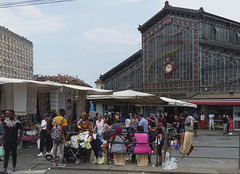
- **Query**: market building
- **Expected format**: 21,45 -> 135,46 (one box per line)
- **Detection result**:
35,74 -> 92,121
98,1 -> 240,129
0,26 -> 33,80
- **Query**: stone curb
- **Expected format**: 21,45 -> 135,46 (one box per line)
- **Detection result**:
50,166 -> 240,174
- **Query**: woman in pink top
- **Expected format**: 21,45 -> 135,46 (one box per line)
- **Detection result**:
133,126 -> 151,156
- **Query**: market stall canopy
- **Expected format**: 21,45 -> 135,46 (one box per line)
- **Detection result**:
87,89 -> 167,105
160,97 -> 197,108
63,84 -> 112,95
0,77 -> 112,95
182,99 -> 240,105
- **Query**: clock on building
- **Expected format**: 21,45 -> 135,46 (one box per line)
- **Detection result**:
162,61 -> 176,74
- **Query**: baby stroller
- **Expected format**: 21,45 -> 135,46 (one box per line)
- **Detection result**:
46,132 -> 91,165
45,145 -> 89,165
64,144 -> 89,165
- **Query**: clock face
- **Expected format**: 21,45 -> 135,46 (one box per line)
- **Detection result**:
165,63 -> 173,73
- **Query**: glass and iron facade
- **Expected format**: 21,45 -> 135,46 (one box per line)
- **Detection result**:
100,50 -> 143,91
0,26 -> 33,80
101,3 -> 240,97
139,6 -> 240,97
99,2 -> 240,129
199,22 -> 240,93
141,16 -> 198,97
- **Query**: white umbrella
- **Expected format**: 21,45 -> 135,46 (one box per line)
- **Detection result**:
160,97 -> 197,108
87,89 -> 167,105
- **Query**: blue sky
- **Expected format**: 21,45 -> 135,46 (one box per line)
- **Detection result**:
1,0 -> 240,87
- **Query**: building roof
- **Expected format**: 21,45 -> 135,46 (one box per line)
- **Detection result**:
100,50 -> 142,81
35,74 -> 92,87
138,1 -> 240,33
0,25 -> 33,46
95,79 -> 102,83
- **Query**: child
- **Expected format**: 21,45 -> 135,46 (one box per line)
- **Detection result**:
193,117 -> 200,137
228,116 -> 233,135
156,127 -> 164,166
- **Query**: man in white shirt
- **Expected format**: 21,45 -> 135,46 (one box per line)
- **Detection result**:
208,112 -> 215,131
38,113 -> 50,157
125,115 -> 131,131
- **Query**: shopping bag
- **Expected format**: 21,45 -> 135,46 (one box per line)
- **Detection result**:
97,154 -> 106,164
37,139 -> 40,149
71,136 -> 79,149
84,136 -> 92,150
0,146 -> 4,157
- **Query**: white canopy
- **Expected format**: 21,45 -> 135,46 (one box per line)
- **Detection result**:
87,89 -> 167,105
88,89 -> 197,107
160,97 -> 197,108
0,77 -> 112,95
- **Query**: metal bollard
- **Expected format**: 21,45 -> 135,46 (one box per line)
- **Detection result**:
156,133 -> 158,167
107,132 -> 109,165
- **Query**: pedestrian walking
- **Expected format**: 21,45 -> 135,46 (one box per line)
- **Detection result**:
222,115 -> 228,134
193,117 -> 200,137
0,110 -> 23,174
227,116 -> 233,134
46,112 -> 56,151
200,111 -> 205,129
38,113 -> 51,157
51,109 -> 68,168
209,112 -> 215,131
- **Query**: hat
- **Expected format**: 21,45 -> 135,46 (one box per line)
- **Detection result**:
138,113 -> 143,116
115,126 -> 122,132
43,113 -> 49,117
81,112 -> 88,119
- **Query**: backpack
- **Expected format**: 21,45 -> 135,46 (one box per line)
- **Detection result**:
51,117 -> 65,142
185,116 -> 192,126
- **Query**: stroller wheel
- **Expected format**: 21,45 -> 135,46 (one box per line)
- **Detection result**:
75,159 -> 81,165
45,154 -> 53,161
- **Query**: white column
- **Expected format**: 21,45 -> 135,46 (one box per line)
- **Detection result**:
13,83 -> 27,116
50,91 -> 58,113
58,88 -> 66,112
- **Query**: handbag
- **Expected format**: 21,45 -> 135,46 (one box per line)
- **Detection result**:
0,146 -> 4,157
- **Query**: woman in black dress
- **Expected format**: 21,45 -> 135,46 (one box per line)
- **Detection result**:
193,117 -> 200,137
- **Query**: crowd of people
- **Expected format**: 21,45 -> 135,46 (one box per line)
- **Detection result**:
0,109 -> 235,173
36,110 -> 236,167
